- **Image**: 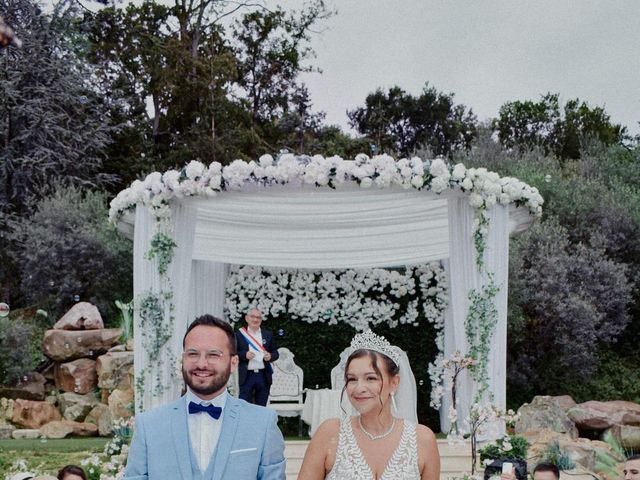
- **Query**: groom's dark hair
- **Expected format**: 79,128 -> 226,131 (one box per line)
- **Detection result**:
183,314 -> 237,354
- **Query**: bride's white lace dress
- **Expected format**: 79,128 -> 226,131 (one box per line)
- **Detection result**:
326,417 -> 420,480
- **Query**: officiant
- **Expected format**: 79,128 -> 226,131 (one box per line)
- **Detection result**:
235,308 -> 279,406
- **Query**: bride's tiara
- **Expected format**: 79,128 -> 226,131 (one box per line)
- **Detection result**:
346,330 -> 401,367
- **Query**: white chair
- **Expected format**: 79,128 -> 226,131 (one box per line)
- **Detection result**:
267,347 -> 305,434
330,347 -> 350,391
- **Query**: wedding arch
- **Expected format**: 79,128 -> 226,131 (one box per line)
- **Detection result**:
110,153 -> 542,432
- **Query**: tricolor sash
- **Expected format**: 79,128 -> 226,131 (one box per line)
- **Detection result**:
239,327 -> 272,373
239,327 -> 267,352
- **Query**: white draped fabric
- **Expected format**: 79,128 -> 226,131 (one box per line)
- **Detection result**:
441,200 -> 508,436
185,186 -> 450,268
128,186 -> 529,427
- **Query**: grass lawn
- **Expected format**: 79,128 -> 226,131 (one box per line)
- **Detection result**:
0,438 -> 109,478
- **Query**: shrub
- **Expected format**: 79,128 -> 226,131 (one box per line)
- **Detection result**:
507,217 -> 633,399
0,316 -> 39,385
8,186 -> 132,324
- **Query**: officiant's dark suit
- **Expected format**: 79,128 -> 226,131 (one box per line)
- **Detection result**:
236,308 -> 279,406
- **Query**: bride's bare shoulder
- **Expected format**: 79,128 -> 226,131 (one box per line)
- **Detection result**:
314,417 -> 342,440
416,423 -> 437,443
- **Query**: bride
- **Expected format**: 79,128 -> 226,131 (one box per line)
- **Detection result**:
298,331 -> 440,480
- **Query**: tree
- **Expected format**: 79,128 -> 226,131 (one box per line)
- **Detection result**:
494,93 -> 627,160
507,217 -> 633,396
0,0 -> 114,303
8,186 -> 132,321
87,0 -> 330,171
347,83 -> 477,157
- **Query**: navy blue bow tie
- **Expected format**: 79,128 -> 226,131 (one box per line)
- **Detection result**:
188,401 -> 222,419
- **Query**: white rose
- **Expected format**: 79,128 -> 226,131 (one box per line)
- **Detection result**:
429,158 -> 449,177
461,177 -> 473,190
185,160 -> 206,180
411,176 -> 424,188
360,177 -> 373,188
469,193 -> 484,208
400,166 -> 413,178
259,154 -> 274,167
452,163 -> 466,180
431,175 -> 450,193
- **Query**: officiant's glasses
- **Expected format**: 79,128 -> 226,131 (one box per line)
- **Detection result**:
183,348 -> 231,365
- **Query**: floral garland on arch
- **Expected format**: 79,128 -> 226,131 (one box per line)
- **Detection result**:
108,154 -> 543,224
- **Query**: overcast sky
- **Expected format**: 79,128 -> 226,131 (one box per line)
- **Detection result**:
282,0 -> 640,135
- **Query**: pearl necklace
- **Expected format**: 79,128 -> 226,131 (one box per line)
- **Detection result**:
358,416 -> 396,441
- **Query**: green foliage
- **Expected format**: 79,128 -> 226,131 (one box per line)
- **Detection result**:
537,441 -> 576,470
145,232 -> 177,276
348,83 -> 477,157
0,316 -> 39,385
494,93 -> 628,160
8,187 -> 132,323
457,136 -> 640,405
479,435 -> 529,462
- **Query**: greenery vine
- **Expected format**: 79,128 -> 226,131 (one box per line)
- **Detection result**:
135,210 -> 178,411
465,274 -> 499,404
144,232 -> 177,276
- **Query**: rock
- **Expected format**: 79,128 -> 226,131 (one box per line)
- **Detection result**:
108,388 -> 134,419
0,397 -> 14,421
86,403 -> 113,436
0,422 -> 15,439
96,351 -> 134,390
568,400 -> 640,431
11,399 -> 61,429
109,344 -> 126,352
42,328 -> 123,362
551,395 -> 577,411
524,429 -> 624,473
40,420 -> 98,438
606,424 -> 640,448
516,395 -> 579,439
53,302 -> 104,330
15,372 -> 47,399
40,420 -> 74,438
0,386 -> 44,401
58,392 -> 100,422
126,338 -> 134,351
54,358 -> 97,394
11,428 -> 41,439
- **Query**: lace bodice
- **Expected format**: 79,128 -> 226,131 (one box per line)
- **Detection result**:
326,417 -> 420,480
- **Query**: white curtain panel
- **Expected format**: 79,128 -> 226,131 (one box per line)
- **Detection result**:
133,203 -> 197,411
185,185 -> 451,268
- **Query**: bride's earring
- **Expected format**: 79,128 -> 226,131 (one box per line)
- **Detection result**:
391,391 -> 398,414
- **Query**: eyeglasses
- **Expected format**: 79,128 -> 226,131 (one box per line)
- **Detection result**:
183,349 -> 231,365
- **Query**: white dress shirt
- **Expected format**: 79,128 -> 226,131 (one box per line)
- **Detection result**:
186,388 -> 228,472
246,327 -> 266,371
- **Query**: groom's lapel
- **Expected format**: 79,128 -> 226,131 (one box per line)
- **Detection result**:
170,399 -> 193,480
208,396 -> 241,480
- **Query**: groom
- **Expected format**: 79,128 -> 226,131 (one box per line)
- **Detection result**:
124,314 -> 285,480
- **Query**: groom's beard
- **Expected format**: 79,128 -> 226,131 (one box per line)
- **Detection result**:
182,362 -> 231,397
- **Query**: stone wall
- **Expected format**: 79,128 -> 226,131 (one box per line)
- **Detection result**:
0,302 -> 134,439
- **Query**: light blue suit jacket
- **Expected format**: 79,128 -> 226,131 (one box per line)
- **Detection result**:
124,394 -> 286,480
